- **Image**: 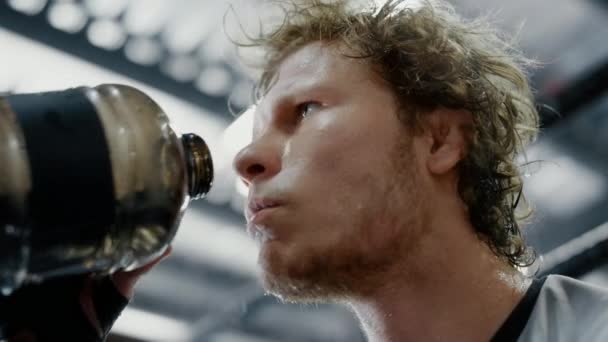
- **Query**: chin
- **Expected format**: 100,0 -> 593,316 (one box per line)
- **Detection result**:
256,238 -> 359,304
260,267 -> 346,304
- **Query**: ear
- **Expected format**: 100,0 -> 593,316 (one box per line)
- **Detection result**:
423,108 -> 472,175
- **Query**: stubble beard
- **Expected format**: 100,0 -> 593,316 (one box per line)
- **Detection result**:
261,138 -> 427,304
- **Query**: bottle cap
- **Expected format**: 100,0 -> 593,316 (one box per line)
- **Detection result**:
181,133 -> 213,200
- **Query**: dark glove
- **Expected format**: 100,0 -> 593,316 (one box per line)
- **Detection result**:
0,274 -> 129,342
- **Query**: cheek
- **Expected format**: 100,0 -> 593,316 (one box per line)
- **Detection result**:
279,108 -> 406,219
280,114 -> 399,215
298,117 -> 385,175
294,135 -> 395,229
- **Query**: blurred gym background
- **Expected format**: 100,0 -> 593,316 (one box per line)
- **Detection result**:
0,0 -> 607,341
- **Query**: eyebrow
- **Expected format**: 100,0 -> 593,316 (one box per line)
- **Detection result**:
268,82 -> 337,110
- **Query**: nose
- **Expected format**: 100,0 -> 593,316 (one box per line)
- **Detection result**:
233,138 -> 281,185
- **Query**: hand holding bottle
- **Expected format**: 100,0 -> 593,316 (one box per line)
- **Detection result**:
3,247 -> 171,342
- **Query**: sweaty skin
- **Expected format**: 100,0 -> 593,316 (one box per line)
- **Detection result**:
234,42 -> 529,342
237,42 -> 422,300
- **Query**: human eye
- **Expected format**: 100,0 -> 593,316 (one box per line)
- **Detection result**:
296,101 -> 322,119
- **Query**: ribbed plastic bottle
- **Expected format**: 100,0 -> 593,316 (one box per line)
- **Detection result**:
0,84 -> 213,294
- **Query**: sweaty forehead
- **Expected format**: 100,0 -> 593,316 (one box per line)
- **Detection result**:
274,43 -> 334,83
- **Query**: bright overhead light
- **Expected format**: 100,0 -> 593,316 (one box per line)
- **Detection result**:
111,307 -> 191,342
87,19 -> 127,50
160,1 -> 218,55
229,79 -> 254,109
84,0 -> 129,18
8,0 -> 47,15
196,66 -> 233,96
162,55 -> 200,82
198,31 -> 231,63
122,0 -> 173,36
47,2 -> 88,34
124,37 -> 163,66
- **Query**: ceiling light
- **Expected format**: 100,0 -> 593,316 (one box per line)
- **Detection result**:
84,0 -> 128,18
8,0 -> 47,16
87,19 -> 127,50
161,2 -> 217,55
196,66 -> 233,96
124,37 -> 163,66
162,55 -> 200,82
47,2 -> 88,34
122,0 -> 173,36
229,80 -> 254,109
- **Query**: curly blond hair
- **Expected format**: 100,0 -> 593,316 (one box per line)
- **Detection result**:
241,0 -> 539,267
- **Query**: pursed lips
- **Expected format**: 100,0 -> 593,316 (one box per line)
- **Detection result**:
246,197 -> 282,223
245,197 -> 283,243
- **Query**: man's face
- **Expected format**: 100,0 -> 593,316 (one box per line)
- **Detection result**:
234,42 -> 427,302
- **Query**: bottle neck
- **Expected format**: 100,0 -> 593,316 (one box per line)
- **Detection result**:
181,133 -> 213,200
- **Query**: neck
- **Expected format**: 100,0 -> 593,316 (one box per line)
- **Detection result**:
346,220 -> 530,342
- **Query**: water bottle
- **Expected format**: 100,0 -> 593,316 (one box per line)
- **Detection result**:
0,84 -> 213,294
